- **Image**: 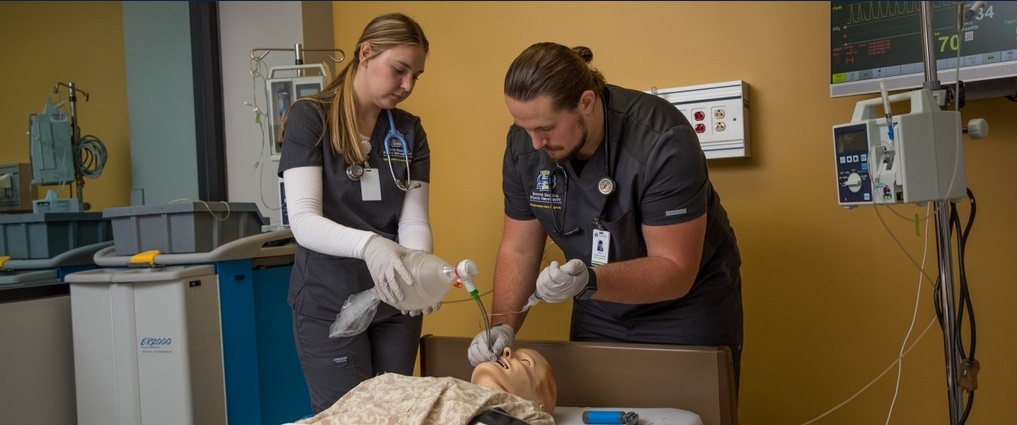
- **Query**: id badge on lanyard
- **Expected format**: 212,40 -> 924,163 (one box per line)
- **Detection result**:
591,228 -> 610,266
361,168 -> 381,201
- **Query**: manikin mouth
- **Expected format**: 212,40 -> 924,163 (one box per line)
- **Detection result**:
496,359 -> 509,369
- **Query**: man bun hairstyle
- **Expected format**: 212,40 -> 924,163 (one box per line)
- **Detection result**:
504,42 -> 606,111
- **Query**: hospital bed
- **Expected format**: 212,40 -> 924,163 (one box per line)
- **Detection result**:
419,335 -> 738,425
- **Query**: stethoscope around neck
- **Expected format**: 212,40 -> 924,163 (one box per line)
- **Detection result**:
346,109 -> 421,191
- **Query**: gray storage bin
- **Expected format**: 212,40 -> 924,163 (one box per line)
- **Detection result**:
103,202 -> 267,256
0,212 -> 113,259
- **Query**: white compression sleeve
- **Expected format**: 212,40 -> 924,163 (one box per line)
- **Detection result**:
282,166 -> 374,258
398,181 -> 433,253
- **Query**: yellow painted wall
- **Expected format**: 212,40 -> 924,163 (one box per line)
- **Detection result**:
335,2 -> 1016,424
0,2 -> 131,211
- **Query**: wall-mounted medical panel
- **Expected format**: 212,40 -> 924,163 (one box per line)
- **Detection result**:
649,80 -> 751,160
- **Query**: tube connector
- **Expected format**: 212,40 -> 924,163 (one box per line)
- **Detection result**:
454,259 -> 479,293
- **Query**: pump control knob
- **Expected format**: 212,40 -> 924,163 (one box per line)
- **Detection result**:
843,173 -> 863,193
964,118 -> 989,139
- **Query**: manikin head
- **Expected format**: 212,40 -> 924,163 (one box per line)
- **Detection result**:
471,347 -> 557,414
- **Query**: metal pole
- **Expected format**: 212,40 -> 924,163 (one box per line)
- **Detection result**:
919,2 -> 961,423
934,201 -> 963,425
67,82 -> 86,212
295,43 -> 305,76
919,3 -> 941,91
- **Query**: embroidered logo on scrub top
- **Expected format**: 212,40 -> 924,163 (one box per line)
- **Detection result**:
332,355 -> 349,368
383,138 -> 412,164
536,170 -> 552,192
529,169 -> 562,209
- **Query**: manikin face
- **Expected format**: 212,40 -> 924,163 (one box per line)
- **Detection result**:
471,347 -> 556,413
505,94 -> 590,163
357,43 -> 426,110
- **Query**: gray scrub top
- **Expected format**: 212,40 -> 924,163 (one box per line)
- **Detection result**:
277,99 -> 431,320
502,85 -> 741,343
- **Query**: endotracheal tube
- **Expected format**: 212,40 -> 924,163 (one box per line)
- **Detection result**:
454,259 -> 493,346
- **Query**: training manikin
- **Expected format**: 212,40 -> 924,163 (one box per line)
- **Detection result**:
295,347 -> 557,425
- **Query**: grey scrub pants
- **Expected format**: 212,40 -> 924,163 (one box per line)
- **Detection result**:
292,304 -> 422,413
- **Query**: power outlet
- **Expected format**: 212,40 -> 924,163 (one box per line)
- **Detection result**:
648,80 -> 750,159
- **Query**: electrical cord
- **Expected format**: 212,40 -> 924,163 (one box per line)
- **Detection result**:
956,188 -> 977,360
75,134 -> 108,179
168,198 -> 231,221
929,187 -> 977,425
951,188 -> 978,425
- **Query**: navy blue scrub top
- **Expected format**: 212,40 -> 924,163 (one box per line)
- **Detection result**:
277,99 -> 431,320
502,84 -> 740,288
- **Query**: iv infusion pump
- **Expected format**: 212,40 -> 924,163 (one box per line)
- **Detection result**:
832,89 -> 966,208
266,64 -> 329,160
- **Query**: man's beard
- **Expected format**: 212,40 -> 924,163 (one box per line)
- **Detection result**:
547,113 -> 588,164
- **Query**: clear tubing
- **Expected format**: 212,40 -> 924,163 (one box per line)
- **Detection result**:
474,295 -> 493,347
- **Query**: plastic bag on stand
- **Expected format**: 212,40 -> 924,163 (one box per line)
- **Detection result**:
329,289 -> 380,338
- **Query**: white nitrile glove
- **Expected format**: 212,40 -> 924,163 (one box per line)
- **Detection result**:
468,323 -> 515,367
535,259 -> 589,303
402,301 -> 441,317
361,235 -> 412,306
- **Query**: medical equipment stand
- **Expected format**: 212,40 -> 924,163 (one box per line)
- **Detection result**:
835,3 -> 980,423
49,82 -> 90,212
250,44 -> 345,227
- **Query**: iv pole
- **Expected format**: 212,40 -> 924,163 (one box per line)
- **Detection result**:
917,2 -> 963,424
55,81 -> 90,212
250,43 -> 346,70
